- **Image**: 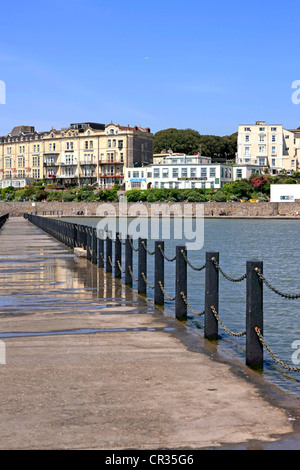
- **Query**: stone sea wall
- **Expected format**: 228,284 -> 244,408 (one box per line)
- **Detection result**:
1,200 -> 300,218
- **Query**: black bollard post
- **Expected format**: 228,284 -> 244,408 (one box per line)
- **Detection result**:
246,260 -> 263,370
138,238 -> 147,295
125,235 -> 133,286
175,245 -> 187,321
97,230 -> 105,269
114,232 -> 122,278
86,227 -> 91,261
92,228 -> 97,264
106,232 -> 112,273
154,241 -> 164,306
74,224 -> 78,248
205,252 -> 219,340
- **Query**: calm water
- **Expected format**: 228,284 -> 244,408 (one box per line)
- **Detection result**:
63,216 -> 300,399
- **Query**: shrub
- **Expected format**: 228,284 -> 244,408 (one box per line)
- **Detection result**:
213,190 -> 227,202
61,191 -> 75,202
187,193 -> 204,202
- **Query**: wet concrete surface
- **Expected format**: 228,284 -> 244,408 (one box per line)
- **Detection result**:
0,217 -> 299,450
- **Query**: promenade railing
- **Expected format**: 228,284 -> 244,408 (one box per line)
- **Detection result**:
0,213 -> 9,230
24,213 -> 300,373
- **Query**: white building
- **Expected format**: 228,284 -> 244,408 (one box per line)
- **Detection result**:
0,178 -> 34,189
232,164 -> 263,180
126,159 -> 233,191
237,121 -> 299,174
270,184 -> 300,202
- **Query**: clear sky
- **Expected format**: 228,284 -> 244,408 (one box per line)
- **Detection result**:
0,0 -> 300,137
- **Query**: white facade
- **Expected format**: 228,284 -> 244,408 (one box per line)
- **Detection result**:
270,184 -> 300,202
0,178 -> 34,189
237,121 -> 298,174
153,153 -> 212,165
232,165 -> 263,180
125,163 -> 233,191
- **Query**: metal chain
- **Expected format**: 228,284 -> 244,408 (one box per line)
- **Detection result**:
141,272 -> 155,289
128,237 -> 139,252
117,260 -> 125,273
108,256 -> 114,268
157,245 -> 176,262
117,234 -> 127,246
211,258 -> 247,283
181,250 -> 206,271
210,305 -> 246,337
157,281 -> 176,301
255,268 -> 300,299
128,265 -> 138,282
141,241 -> 155,255
100,252 -> 106,264
255,327 -> 300,372
180,292 -> 205,316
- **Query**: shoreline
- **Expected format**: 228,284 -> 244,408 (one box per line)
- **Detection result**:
1,200 -> 300,219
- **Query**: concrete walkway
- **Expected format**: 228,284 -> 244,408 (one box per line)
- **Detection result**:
0,217 -> 299,450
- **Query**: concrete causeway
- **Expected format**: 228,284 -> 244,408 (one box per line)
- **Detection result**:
0,217 -> 299,450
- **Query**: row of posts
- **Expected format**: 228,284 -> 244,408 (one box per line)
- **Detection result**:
24,213 -> 264,370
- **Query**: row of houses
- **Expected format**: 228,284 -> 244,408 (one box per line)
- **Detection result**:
0,120 -> 299,190
0,122 -> 153,188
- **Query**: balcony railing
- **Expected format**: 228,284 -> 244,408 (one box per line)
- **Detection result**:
59,173 -> 78,178
59,161 -> 78,166
80,160 -> 96,165
99,173 -> 124,178
44,161 -> 58,167
99,160 -> 123,164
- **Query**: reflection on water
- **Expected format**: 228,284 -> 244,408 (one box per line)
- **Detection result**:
61,216 -> 300,399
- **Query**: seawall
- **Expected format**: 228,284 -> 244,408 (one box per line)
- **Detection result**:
1,200 -> 300,218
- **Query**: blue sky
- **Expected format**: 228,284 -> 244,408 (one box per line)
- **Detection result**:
0,0 -> 299,136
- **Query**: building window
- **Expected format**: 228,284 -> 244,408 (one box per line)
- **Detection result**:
190,168 -> 197,178
272,159 -> 276,166
245,135 -> 250,142
201,168 -> 207,177
162,168 -> 169,178
210,167 -> 216,177
259,146 -> 265,154
236,169 -> 243,179
272,134 -> 276,142
244,147 -> 250,156
271,127 -> 277,132
181,168 -> 188,178
172,168 -> 179,178
153,168 -> 160,178
133,171 -> 139,178
271,146 -> 276,155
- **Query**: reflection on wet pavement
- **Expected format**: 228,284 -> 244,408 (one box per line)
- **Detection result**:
0,217 -> 168,336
